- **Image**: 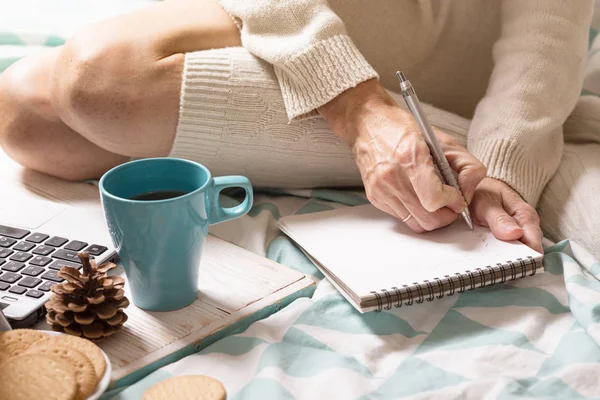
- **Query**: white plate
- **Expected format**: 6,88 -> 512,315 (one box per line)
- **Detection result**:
43,331 -> 111,400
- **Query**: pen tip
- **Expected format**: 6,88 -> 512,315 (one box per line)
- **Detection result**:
396,71 -> 406,82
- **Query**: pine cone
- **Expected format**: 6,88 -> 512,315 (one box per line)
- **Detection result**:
44,252 -> 130,342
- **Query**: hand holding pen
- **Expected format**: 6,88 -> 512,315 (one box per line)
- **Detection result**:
396,71 -> 474,230
318,78 -> 487,232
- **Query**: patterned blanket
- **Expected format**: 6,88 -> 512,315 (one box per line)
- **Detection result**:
2,2 -> 600,399
107,189 -> 600,399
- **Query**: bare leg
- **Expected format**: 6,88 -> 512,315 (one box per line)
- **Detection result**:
0,0 -> 240,180
0,48 -> 129,180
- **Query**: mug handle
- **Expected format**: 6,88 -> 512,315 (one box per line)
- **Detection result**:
210,176 -> 254,224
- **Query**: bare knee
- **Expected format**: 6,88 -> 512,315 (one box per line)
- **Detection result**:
51,27 -> 183,156
51,30 -> 142,140
0,54 -> 55,150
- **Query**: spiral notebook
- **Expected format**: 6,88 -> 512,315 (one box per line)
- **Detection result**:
278,204 -> 544,313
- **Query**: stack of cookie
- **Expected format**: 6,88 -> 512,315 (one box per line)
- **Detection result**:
0,329 -> 106,400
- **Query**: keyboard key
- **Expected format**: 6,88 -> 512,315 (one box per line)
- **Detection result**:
21,266 -> 44,277
48,260 -> 80,271
9,286 -> 26,295
64,240 -> 88,252
52,249 -> 83,264
0,237 -> 16,248
29,256 -> 52,267
33,245 -> 55,256
0,225 -> 30,239
25,233 -> 49,243
0,272 -> 22,284
0,259 -> 4,267
13,241 -> 35,252
26,289 -> 44,299
1,261 -> 24,272
9,252 -> 32,262
45,236 -> 68,247
84,245 -> 107,256
18,276 -> 42,288
18,277 -> 42,288
0,248 -> 13,258
41,270 -> 64,283
0,282 -> 9,291
38,281 -> 55,292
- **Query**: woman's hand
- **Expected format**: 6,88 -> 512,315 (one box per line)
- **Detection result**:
471,177 -> 544,253
319,79 -> 487,232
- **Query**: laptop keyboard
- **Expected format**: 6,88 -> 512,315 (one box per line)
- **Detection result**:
0,224 -> 108,300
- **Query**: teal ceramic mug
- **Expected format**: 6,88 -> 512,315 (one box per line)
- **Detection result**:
99,157 -> 253,311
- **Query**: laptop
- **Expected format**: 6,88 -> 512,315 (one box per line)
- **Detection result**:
0,151 -> 117,327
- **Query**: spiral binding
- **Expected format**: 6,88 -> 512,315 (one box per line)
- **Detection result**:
371,255 -> 538,312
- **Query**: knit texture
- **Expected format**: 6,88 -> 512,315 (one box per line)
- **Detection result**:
275,35 -> 378,120
171,48 -> 472,190
217,0 -> 378,120
171,48 -> 361,189
466,0 -> 592,205
216,0 -> 593,206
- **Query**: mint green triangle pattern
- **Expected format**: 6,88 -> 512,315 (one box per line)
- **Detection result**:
231,378 -> 295,400
293,294 -> 425,337
566,273 -> 600,294
248,202 -> 281,219
569,321 -> 582,331
555,293 -> 599,338
310,189 -> 368,206
541,241 -> 600,334
541,247 -> 569,275
545,241 -> 586,273
498,376 -> 585,399
44,35 -> 65,46
589,28 -> 599,49
415,310 -> 541,355
537,329 -> 600,377
0,32 -> 25,45
452,286 -> 570,315
359,358 -> 468,399
256,327 -> 372,377
266,235 -> 323,279
295,199 -> 334,215
0,57 -> 20,73
199,335 -> 269,357
590,262 -> 600,276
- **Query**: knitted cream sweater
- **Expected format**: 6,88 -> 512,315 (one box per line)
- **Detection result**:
208,0 -> 592,206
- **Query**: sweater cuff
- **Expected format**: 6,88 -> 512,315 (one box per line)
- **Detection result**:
275,34 -> 379,120
469,137 -> 559,206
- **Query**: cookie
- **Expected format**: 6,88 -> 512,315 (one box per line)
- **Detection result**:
142,375 -> 227,400
0,329 -> 48,355
0,329 -> 47,345
0,340 -> 30,361
0,353 -> 77,400
29,334 -> 106,380
25,346 -> 97,400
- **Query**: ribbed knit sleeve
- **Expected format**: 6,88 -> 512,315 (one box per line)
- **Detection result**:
216,0 -> 378,120
467,0 -> 593,206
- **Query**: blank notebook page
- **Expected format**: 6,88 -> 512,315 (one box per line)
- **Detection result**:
279,204 -> 542,300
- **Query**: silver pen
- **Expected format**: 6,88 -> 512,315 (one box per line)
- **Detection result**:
396,71 -> 474,230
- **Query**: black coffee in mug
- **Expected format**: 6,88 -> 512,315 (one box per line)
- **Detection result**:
129,190 -> 189,201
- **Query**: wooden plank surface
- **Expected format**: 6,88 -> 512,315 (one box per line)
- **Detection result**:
98,234 -> 310,371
